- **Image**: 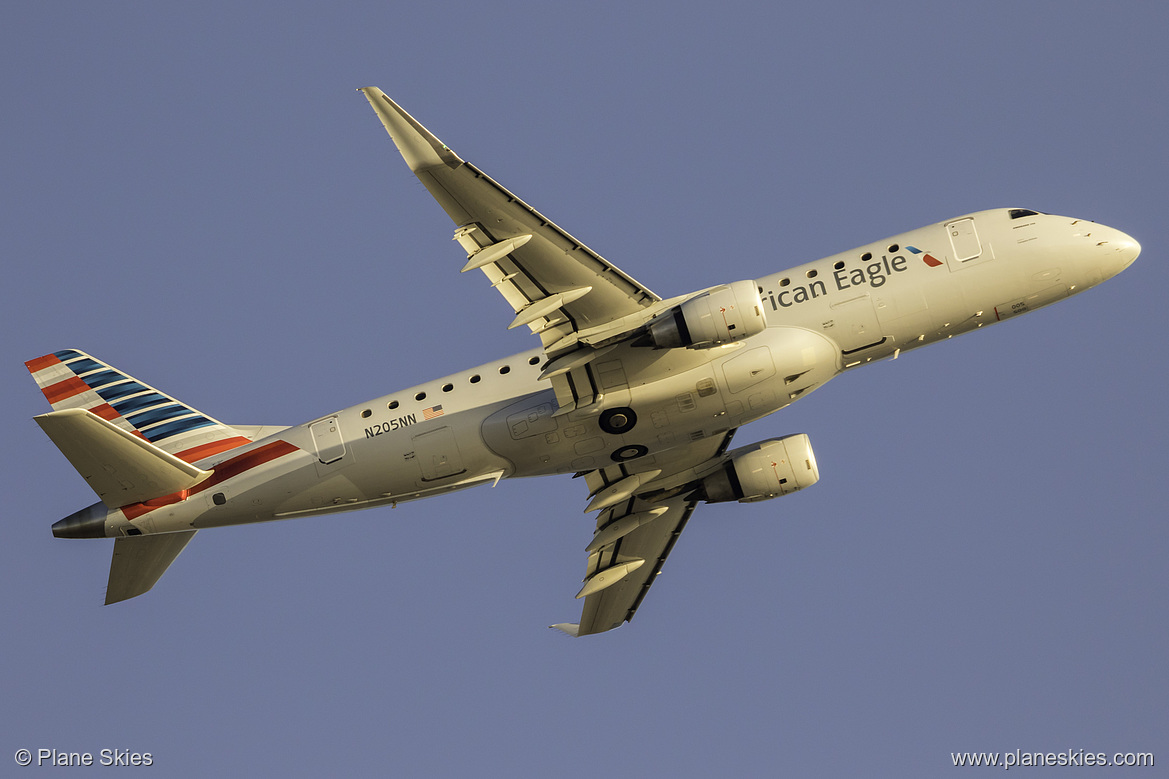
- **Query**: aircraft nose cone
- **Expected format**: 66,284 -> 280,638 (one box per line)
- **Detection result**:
1098,226 -> 1140,277
52,503 -> 108,538
1114,231 -> 1140,271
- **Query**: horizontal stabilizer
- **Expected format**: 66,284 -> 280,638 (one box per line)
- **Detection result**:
34,408 -> 211,508
106,531 -> 197,604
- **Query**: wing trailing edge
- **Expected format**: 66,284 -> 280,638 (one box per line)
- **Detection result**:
559,431 -> 738,635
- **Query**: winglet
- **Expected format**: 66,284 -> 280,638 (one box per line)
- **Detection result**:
549,623 -> 581,637
358,87 -> 462,172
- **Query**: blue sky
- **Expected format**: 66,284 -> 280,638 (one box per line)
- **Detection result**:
3,2 -> 1165,776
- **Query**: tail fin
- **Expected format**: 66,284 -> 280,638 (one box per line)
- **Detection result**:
26,349 -> 252,464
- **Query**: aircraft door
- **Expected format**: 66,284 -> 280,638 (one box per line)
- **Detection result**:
412,426 -> 466,481
947,217 -> 982,262
310,417 -> 346,464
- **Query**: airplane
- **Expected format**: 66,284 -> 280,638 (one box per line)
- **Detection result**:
27,87 -> 1140,636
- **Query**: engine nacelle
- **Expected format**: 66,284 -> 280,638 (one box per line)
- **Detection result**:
700,435 -> 819,503
648,279 -> 767,349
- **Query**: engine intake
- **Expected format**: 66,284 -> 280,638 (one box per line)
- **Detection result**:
648,280 -> 767,349
700,435 -> 819,503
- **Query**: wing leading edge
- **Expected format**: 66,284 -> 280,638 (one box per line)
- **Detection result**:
359,88 -> 662,352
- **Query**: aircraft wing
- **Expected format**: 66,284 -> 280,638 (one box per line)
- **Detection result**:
553,430 -> 737,636
360,88 -> 662,361
554,495 -> 697,636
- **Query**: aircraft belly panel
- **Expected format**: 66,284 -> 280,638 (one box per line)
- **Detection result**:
828,294 -> 886,354
481,360 -> 736,476
412,426 -> 465,481
722,346 -> 775,395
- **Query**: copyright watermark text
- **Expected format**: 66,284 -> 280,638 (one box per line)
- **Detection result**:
952,749 -> 1153,769
14,748 -> 153,767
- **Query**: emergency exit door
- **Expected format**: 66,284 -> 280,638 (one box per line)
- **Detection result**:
310,417 -> 346,464
947,217 -> 982,262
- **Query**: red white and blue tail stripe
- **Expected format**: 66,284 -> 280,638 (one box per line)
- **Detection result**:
26,349 -> 251,464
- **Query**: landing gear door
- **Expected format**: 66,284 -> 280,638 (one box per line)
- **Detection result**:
947,217 -> 982,262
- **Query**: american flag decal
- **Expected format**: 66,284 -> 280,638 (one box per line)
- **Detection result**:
423,405 -> 444,420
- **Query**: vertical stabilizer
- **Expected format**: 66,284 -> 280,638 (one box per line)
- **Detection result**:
26,349 -> 252,464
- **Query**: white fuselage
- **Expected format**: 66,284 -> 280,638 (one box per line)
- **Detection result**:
81,209 -> 1137,538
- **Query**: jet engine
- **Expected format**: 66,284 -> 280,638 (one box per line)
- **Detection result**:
647,280 -> 767,349
699,435 -> 819,503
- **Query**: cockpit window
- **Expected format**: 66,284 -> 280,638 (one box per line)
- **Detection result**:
1009,209 -> 1044,219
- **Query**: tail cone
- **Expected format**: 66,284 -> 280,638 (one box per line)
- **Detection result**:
52,503 -> 107,539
